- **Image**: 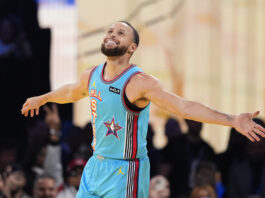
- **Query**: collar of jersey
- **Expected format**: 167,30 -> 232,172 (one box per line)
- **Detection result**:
100,62 -> 136,84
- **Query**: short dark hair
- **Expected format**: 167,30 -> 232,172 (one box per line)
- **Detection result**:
119,21 -> 139,46
34,174 -> 56,189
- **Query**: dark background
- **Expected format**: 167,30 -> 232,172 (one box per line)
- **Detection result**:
0,0 -> 72,155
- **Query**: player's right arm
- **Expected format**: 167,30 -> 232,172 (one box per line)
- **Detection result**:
21,67 -> 93,117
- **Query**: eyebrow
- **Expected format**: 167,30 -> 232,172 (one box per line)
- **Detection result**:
107,27 -> 127,33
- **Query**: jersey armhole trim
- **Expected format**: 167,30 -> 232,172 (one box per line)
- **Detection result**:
87,66 -> 98,91
122,71 -> 145,115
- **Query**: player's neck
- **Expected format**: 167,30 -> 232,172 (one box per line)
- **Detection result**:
104,56 -> 131,80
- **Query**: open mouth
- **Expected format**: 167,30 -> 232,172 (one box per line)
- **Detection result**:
105,39 -> 119,48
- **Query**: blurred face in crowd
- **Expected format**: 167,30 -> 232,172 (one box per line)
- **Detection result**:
0,174 -> 4,191
5,171 -> 26,192
0,149 -> 17,171
67,166 -> 83,189
149,175 -> 170,198
191,185 -> 216,198
33,177 -> 57,198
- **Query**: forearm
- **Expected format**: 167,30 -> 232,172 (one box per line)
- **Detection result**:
179,100 -> 235,127
150,88 -> 236,127
151,89 -> 234,127
42,83 -> 83,104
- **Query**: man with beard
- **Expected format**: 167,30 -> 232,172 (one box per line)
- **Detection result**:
21,21 -> 265,198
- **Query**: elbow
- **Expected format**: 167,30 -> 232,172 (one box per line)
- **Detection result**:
66,89 -> 78,103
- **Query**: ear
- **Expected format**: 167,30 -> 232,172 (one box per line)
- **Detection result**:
128,43 -> 137,54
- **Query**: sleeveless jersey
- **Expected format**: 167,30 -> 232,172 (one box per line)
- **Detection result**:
88,63 -> 150,160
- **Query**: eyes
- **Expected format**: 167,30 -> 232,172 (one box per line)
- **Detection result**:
107,29 -> 125,36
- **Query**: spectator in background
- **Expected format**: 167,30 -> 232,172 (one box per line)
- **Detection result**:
192,161 -> 218,198
193,161 -> 216,189
216,124 -> 247,198
161,119 -> 216,198
61,122 -> 93,169
165,117 -> 183,139
33,175 -> 57,198
0,172 -> 4,198
183,119 -> 216,189
2,164 -> 30,198
149,175 -> 170,198
0,139 -> 18,173
147,123 -> 162,178
190,185 -> 216,198
22,104 -> 63,195
23,142 -> 48,195
0,15 -> 32,59
58,158 -> 87,198
227,118 -> 265,198
158,118 -> 184,177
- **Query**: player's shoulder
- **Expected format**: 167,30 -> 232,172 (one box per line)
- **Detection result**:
80,65 -> 98,82
129,72 -> 161,90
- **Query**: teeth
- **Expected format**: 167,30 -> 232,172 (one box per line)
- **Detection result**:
105,40 -> 117,47
106,40 -> 116,44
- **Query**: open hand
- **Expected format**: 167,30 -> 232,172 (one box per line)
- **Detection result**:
234,111 -> 265,142
21,96 -> 45,117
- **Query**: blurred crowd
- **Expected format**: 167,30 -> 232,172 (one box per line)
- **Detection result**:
0,103 -> 93,198
1,101 -> 265,198
148,116 -> 265,198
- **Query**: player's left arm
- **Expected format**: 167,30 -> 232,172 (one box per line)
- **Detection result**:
135,73 -> 265,142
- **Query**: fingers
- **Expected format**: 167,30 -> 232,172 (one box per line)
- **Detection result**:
25,109 -> 29,117
21,105 -> 39,117
22,101 -> 29,108
255,124 -> 265,136
30,109 -> 34,117
36,107 -> 39,116
21,107 -> 28,116
246,133 -> 255,142
251,111 -> 260,118
249,131 -> 260,142
252,128 -> 265,138
21,101 -> 29,114
253,127 -> 265,138
22,108 -> 39,117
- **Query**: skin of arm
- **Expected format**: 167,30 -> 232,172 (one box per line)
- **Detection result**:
126,73 -> 265,142
21,67 -> 92,117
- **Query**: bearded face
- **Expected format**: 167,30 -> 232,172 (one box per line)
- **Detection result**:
101,22 -> 137,57
100,41 -> 129,57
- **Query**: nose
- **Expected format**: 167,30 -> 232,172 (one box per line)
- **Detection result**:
110,31 -> 116,38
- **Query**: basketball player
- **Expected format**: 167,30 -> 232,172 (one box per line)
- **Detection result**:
21,21 -> 265,198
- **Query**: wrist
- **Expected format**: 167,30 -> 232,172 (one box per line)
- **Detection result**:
42,93 -> 50,104
226,114 -> 236,127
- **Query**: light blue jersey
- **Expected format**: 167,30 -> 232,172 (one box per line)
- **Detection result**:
88,63 -> 150,160
77,63 -> 151,198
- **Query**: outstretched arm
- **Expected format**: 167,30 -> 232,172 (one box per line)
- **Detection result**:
131,73 -> 265,142
21,67 -> 93,117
